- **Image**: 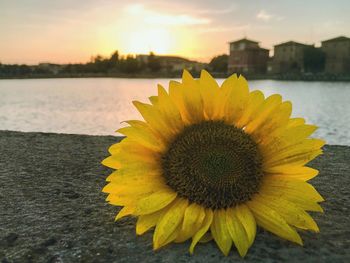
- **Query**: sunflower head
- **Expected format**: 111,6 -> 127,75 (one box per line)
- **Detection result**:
102,70 -> 325,257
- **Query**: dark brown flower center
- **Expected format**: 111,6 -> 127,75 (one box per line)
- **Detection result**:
161,120 -> 263,209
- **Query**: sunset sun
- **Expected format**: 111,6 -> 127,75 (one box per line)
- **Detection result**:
126,28 -> 172,55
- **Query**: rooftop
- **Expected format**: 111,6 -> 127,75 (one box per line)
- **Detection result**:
229,38 -> 259,44
321,36 -> 350,43
274,41 -> 312,47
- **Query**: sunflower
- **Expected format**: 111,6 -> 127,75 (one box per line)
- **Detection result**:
102,70 -> 325,257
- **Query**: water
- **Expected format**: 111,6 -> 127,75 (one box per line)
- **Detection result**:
0,78 -> 349,145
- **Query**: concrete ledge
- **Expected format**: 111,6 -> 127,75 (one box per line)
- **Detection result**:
0,131 -> 349,263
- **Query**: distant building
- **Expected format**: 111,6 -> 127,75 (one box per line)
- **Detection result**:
158,55 -> 205,72
321,36 -> 350,74
271,41 -> 312,74
228,38 -> 269,74
136,54 -> 205,73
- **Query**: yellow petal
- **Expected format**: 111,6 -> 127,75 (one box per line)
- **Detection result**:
264,166 -> 319,181
226,207 -> 249,257
132,101 -> 174,142
213,74 -> 238,119
106,138 -> 159,168
106,172 -> 161,189
261,124 -> 318,152
117,121 -> 164,152
136,209 -> 167,235
199,69 -> 219,119
102,180 -> 165,196
260,175 -> 324,202
107,142 -> 123,155
235,204 -> 256,246
256,194 -> 319,232
135,188 -> 177,215
198,232 -> 213,243
161,224 -> 183,248
107,193 -> 143,206
156,84 -> 184,133
223,75 -> 249,124
175,203 -> 206,242
102,155 -> 121,169
264,149 -> 323,169
236,90 -> 265,128
189,209 -> 213,254
259,176 -> 324,212
252,101 -> 292,142
181,70 -> 204,123
106,162 -> 160,182
148,96 -> 158,105
210,209 -> 232,256
287,118 -> 305,128
168,80 -> 190,124
153,198 -> 188,249
247,199 -> 303,245
245,94 -> 282,134
264,139 -> 325,167
115,205 -> 135,221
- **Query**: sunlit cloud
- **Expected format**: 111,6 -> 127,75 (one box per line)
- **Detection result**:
256,10 -> 272,21
125,4 -> 144,15
256,9 -> 284,22
125,4 -> 210,26
146,14 -> 210,26
198,24 -> 250,34
195,4 -> 236,15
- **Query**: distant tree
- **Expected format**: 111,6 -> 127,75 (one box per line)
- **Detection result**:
110,51 -> 119,63
119,55 -> 140,73
109,50 -> 119,70
147,52 -> 161,72
92,55 -> 111,73
303,47 -> 325,73
209,54 -> 228,73
20,65 -> 31,75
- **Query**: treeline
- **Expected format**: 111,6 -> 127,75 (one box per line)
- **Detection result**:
62,51 -> 162,74
0,64 -> 53,77
0,51 -> 174,78
0,51 -> 231,78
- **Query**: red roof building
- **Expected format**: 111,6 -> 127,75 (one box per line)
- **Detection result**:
228,38 -> 269,74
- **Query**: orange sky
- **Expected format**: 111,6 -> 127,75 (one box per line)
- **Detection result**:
0,0 -> 349,64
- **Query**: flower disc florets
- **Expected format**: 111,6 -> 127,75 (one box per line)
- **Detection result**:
161,121 -> 263,209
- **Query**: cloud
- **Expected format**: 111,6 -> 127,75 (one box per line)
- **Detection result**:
198,24 -> 250,34
256,10 -> 272,21
195,4 -> 236,15
146,14 -> 210,26
256,9 -> 284,22
125,4 -> 144,15
124,4 -> 210,26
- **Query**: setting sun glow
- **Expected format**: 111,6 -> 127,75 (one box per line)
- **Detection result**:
123,28 -> 172,55
1,1 -> 349,64
113,4 -> 199,57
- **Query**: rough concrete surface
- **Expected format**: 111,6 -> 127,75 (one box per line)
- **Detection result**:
0,130 -> 349,263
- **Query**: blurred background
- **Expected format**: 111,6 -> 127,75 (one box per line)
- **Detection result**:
0,0 -> 349,145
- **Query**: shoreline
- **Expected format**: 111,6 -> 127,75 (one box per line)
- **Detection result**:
1,73 -> 350,82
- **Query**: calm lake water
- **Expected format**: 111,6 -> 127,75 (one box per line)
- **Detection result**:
0,78 -> 349,145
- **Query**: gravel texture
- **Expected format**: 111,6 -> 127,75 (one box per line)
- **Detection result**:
0,130 -> 349,263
